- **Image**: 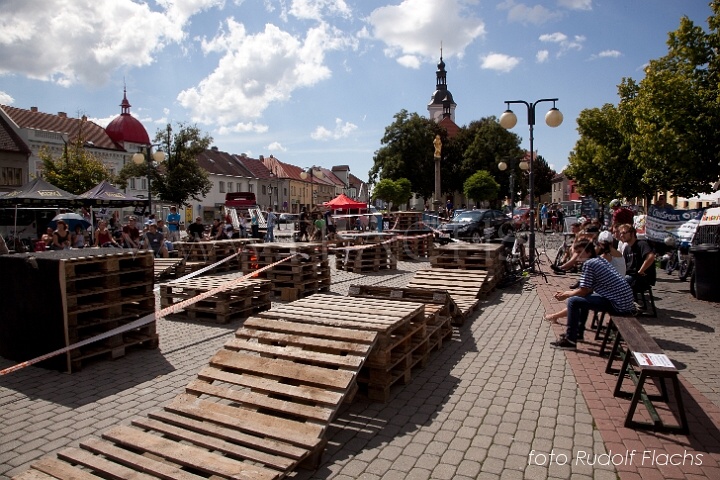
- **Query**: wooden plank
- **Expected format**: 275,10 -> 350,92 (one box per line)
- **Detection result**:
185,379 -> 335,422
80,437 -> 206,480
11,470 -> 60,480
235,327 -> 373,354
258,310 -> 403,332
166,394 -> 324,449
292,294 -> 423,316
101,425 -> 279,480
27,457 -> 101,480
56,447 -> 156,480
147,410 -> 309,460
223,337 -> 363,369
197,366 -> 343,406
131,416 -> 294,471
211,349 -> 354,390
265,303 -> 411,324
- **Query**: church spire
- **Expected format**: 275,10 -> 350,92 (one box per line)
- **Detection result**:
428,44 -> 456,122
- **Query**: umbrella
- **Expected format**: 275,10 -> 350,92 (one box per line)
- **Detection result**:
47,213 -> 91,231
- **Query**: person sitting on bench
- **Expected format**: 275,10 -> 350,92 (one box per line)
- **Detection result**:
618,224 -> 656,292
549,239 -> 636,350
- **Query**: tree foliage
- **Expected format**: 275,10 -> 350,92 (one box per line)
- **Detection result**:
464,170 -> 500,206
569,3 -> 720,200
116,123 -> 213,207
39,123 -> 113,194
371,177 -> 413,209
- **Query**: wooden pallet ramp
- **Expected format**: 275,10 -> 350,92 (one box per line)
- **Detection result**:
16,309 -> 378,480
406,268 -> 490,320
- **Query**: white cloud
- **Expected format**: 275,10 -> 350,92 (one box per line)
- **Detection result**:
289,0 -> 352,21
590,49 -> 622,60
267,141 -> 287,152
480,53 -> 521,73
0,0 -> 202,87
0,91 -> 15,104
557,0 -> 592,10
539,32 -> 585,57
499,0 -> 562,25
536,50 -> 549,63
217,122 -> 270,134
368,0 -> 485,67
311,118 -> 358,140
178,19 -> 357,127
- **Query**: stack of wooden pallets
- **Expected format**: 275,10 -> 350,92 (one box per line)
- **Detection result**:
259,294 -> 433,402
174,238 -> 259,273
397,232 -> 434,260
406,268 -> 489,321
387,210 -> 424,232
238,242 -> 330,301
16,307 -> 379,479
159,276 -> 273,323
334,238 -> 400,273
153,257 -> 186,282
0,249 -> 157,373
429,242 -> 504,291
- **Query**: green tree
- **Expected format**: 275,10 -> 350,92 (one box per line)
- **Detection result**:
369,110 -> 443,200
39,123 -> 112,194
621,4 -> 720,198
532,154 -> 556,201
116,123 -> 213,207
371,177 -> 413,209
463,170 -> 500,207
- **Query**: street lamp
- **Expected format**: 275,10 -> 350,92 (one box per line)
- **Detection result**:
132,145 -> 165,217
300,167 -> 323,209
499,98 -> 563,271
498,157 -> 529,214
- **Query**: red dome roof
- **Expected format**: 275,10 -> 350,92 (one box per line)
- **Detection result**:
105,89 -> 150,146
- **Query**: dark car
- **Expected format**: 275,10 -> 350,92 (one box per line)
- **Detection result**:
437,209 -> 513,244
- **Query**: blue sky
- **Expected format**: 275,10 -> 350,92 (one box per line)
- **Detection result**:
0,0 -> 713,182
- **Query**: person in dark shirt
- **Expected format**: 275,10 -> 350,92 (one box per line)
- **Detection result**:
143,223 -> 168,257
187,217 -> 206,241
609,199 -> 634,229
619,224 -> 656,292
121,217 -> 140,248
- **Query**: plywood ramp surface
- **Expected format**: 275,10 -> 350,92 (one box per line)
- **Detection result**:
17,309 -> 378,480
406,268 -> 489,318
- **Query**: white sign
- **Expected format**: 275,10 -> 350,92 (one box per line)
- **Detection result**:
633,352 -> 675,368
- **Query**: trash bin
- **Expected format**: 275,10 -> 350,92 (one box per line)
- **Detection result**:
690,244 -> 720,302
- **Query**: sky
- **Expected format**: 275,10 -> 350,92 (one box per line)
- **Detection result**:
0,0 -> 714,182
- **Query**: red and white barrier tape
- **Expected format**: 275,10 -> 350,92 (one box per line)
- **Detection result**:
0,252 -> 307,376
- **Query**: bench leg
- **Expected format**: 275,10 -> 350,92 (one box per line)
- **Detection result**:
594,312 -> 607,341
624,370 -> 648,428
613,346 -> 633,397
599,318 -> 615,358
605,328 -> 623,375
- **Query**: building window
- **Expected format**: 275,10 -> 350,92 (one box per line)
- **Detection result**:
249,184 -> 254,193
227,182 -> 233,193
0,167 -> 22,186
141,178 -> 147,190
130,178 -> 136,189
262,185 -> 267,195
219,181 -> 225,193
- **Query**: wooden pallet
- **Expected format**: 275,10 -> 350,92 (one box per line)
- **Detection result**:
160,276 -> 272,324
16,313 -> 378,480
259,294 -> 434,401
430,242 -> 504,274
153,257 -> 186,281
334,239 -> 399,272
406,268 -> 491,319
397,232 -> 434,260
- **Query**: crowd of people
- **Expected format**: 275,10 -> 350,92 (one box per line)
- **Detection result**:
544,200 -> 657,350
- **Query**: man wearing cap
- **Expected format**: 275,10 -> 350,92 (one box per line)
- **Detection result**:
143,223 -> 168,257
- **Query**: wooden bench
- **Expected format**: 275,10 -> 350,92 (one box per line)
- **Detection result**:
601,315 -> 688,434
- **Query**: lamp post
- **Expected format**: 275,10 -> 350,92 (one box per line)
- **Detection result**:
499,98 -> 563,271
132,145 -> 166,217
498,157 -> 529,215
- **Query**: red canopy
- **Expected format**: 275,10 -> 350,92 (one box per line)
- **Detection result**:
324,194 -> 367,209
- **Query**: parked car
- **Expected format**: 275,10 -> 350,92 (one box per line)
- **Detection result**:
436,209 -> 514,244
278,213 -> 299,224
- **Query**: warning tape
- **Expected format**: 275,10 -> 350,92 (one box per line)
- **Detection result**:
152,252 -> 240,292
0,251 -> 308,376
420,222 -> 467,243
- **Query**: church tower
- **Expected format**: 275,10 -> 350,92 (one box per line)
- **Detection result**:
427,49 -> 456,122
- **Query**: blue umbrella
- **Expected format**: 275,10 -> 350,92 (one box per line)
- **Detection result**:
48,213 -> 91,232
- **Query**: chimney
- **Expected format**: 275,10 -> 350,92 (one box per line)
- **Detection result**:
30,107 -> 38,112
81,115 -> 87,121
259,155 -> 264,161
211,146 -> 218,151
58,112 -> 67,118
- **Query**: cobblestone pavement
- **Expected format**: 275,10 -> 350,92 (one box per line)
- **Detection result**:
1,235 -> 717,479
